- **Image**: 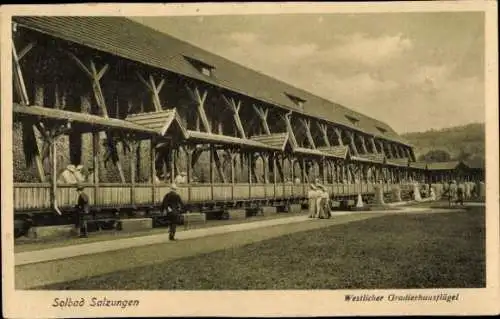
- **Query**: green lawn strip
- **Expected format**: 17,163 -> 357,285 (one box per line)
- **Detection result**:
17,213 -> 386,289
33,208 -> 484,290
14,211 -> 306,253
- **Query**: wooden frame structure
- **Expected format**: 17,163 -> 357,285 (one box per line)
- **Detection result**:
11,17 -> 484,219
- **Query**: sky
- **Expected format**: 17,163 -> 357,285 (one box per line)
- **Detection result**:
131,12 -> 485,134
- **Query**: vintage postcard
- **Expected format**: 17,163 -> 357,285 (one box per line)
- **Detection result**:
1,1 -> 498,318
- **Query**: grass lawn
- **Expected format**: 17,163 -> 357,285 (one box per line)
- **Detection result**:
42,207 -> 485,290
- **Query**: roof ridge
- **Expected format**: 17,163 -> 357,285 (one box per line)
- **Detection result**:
123,18 -> 402,134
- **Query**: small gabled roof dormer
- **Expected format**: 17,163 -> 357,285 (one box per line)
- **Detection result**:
183,55 -> 215,77
285,93 -> 306,110
345,115 -> 360,126
376,126 -> 387,134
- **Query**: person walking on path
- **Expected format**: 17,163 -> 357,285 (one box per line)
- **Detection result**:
75,185 -> 90,238
161,184 -> 184,241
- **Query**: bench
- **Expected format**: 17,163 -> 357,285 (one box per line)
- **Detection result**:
261,206 -> 277,216
287,203 -> 302,213
27,224 -> 76,239
116,218 -> 153,232
226,209 -> 247,220
181,213 -> 206,229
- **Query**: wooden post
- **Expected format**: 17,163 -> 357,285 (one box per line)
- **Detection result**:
170,146 -> 175,184
92,131 -> 100,203
301,158 -> 307,183
186,146 -> 193,184
150,138 -> 156,204
248,152 -> 253,184
130,139 -> 137,206
51,136 -> 57,212
212,148 -> 227,183
261,153 -> 268,184
209,144 -> 214,184
273,153 -> 277,184
322,157 -> 327,184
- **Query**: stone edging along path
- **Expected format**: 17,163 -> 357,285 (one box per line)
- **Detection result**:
14,206 -> 464,267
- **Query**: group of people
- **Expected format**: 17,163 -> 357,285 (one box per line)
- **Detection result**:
442,180 -> 478,206
307,179 -> 332,219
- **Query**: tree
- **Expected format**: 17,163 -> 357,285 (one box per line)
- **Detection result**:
418,149 -> 451,162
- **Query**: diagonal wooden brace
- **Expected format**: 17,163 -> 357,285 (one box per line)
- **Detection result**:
253,104 -> 271,135
137,72 -> 165,112
186,85 -> 210,133
212,149 -> 227,183
282,112 -> 298,148
222,95 -> 246,139
333,127 -> 343,146
298,118 -> 316,149
317,122 -> 330,147
346,131 -> 359,156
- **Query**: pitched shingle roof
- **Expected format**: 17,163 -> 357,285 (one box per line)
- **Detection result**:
14,16 -> 410,147
426,161 -> 462,170
317,145 -> 350,159
125,109 -> 188,138
250,133 -> 289,151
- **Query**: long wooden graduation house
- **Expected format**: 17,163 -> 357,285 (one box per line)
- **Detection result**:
11,16 -> 481,218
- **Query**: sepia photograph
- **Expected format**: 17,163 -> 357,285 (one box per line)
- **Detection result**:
1,2 -> 498,318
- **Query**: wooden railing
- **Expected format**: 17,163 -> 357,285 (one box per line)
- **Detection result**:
13,182 -> 412,211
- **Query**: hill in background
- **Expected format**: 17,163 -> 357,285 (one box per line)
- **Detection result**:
401,123 -> 485,167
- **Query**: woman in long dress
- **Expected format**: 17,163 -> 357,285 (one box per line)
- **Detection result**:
307,184 -> 319,218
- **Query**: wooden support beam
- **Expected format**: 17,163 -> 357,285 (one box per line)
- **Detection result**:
136,72 -> 165,112
317,123 -> 330,147
150,138 -> 156,202
228,150 -> 237,184
359,135 -> 368,154
299,118 -> 316,149
212,149 -> 227,183
333,128 -> 343,146
13,40 -> 48,182
186,85 -> 211,133
253,104 -> 271,135
92,132 -> 100,185
170,146 -> 175,184
370,137 -> 378,154
272,153 -> 277,184
282,112 -> 298,147
50,134 -> 62,215
248,152 -> 252,184
185,146 -> 194,184
67,52 -> 127,182
346,131 -> 359,156
222,95 -> 246,139
276,155 -> 284,182
261,153 -> 269,184
378,141 -> 386,156
12,40 -> 31,105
